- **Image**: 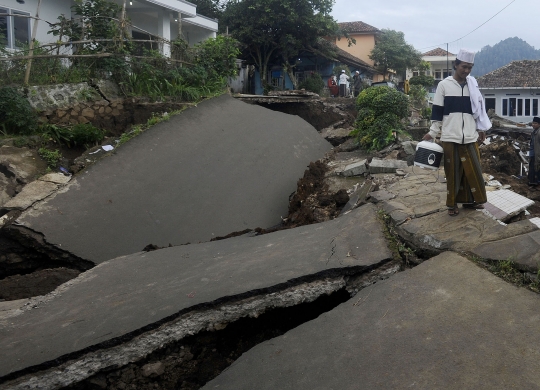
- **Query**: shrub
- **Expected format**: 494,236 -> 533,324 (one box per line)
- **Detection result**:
0,87 -> 38,135
408,84 -> 428,109
421,107 -> 432,120
409,75 -> 435,89
38,148 -> 62,168
351,86 -> 410,150
298,73 -> 325,94
39,124 -> 72,146
70,123 -> 105,147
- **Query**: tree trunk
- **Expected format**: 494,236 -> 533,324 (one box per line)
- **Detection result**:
283,59 -> 298,90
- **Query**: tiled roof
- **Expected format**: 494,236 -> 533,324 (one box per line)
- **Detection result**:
423,48 -> 455,56
337,21 -> 379,34
477,60 -> 540,88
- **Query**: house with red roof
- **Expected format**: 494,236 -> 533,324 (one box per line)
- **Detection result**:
406,48 -> 456,89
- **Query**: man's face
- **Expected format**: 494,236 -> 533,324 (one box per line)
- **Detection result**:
455,61 -> 473,80
533,121 -> 540,130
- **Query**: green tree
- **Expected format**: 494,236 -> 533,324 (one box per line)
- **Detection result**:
222,0 -> 338,90
369,29 -> 421,80
195,35 -> 240,79
351,86 -> 409,150
409,74 -> 435,89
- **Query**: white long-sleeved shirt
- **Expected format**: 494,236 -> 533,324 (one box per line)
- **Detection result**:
429,76 -> 489,144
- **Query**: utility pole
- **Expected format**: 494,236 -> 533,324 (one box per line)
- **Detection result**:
446,43 -> 449,78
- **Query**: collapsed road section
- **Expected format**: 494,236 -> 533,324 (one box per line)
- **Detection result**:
3,95 -> 332,265
0,204 -> 395,389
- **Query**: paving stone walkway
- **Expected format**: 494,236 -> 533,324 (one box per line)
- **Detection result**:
371,166 -> 540,270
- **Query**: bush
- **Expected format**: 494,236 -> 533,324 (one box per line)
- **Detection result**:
70,123 -> 105,147
409,75 -> 435,89
38,148 -> 62,168
409,84 -> 428,109
421,107 -> 432,120
0,87 -> 38,135
39,124 -> 72,146
351,86 -> 410,150
298,73 -> 325,94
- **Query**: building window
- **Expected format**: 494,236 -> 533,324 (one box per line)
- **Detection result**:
485,98 -> 495,112
412,71 -> 419,77
434,70 -> 441,80
0,7 -> 30,49
502,98 -> 539,117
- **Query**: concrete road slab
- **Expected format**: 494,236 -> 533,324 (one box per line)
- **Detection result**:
204,252 -> 540,390
0,204 -> 392,379
472,230 -> 540,272
14,95 -> 332,263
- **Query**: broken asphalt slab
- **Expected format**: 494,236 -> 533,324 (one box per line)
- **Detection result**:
203,252 -> 540,389
0,204 -> 393,387
10,95 -> 332,264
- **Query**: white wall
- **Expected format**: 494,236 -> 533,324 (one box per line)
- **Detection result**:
0,0 -> 72,46
481,88 -> 540,123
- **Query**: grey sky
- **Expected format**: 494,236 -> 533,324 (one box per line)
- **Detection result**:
331,0 -> 538,54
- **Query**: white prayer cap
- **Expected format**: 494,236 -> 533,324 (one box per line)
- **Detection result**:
341,70 -> 345,73
457,49 -> 475,63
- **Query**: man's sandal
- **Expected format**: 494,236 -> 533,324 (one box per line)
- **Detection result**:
462,203 -> 484,210
448,205 -> 459,216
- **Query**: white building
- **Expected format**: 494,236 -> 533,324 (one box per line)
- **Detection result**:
477,60 -> 540,124
0,0 -> 217,55
406,47 -> 457,99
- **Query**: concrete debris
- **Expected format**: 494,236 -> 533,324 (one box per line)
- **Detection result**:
368,158 -> 408,174
400,141 -> 418,156
38,172 -> 72,185
3,180 -> 59,210
342,160 -> 367,177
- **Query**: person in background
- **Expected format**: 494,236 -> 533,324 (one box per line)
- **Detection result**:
339,70 -> 349,97
352,71 -> 362,97
529,117 -> 540,187
422,49 -> 491,216
327,74 -> 338,97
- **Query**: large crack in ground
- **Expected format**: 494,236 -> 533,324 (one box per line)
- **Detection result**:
1,260 -> 402,390
0,224 -> 94,300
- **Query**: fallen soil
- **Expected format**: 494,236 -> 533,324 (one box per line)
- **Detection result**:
0,268 -> 81,300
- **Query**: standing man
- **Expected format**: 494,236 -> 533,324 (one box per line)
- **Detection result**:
529,117 -> 540,186
339,70 -> 349,97
352,71 -> 362,97
423,49 -> 491,216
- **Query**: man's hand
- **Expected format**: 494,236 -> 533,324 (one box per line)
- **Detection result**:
422,133 -> 433,141
477,131 -> 486,143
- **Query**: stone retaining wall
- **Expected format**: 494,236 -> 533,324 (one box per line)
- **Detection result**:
25,80 -> 189,136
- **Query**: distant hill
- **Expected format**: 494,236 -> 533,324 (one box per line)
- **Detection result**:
472,37 -> 540,77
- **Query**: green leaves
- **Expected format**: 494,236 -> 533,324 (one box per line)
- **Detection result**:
222,0 -> 338,88
369,29 -> 421,79
0,87 -> 38,135
353,86 -> 410,150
